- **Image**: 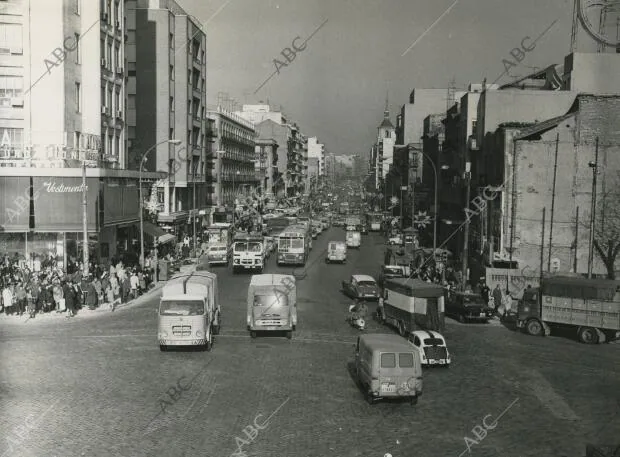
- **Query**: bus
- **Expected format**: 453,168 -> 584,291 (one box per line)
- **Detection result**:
277,224 -> 310,266
367,212 -> 383,232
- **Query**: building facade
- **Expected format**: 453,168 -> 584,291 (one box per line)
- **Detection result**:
307,136 -> 325,175
208,107 -> 257,223
126,0 -> 209,237
0,0 -> 167,267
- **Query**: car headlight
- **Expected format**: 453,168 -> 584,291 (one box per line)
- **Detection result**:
523,306 -> 530,312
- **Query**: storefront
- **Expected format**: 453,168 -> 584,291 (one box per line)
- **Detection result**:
0,173 -> 162,269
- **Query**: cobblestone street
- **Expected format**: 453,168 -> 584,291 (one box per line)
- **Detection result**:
1,230 -> 619,457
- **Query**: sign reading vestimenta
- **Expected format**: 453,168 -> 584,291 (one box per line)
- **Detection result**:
42,181 -> 88,193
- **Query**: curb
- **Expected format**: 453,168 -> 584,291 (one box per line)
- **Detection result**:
0,281 -> 166,326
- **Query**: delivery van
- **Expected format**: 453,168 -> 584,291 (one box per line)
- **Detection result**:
355,333 -> 423,405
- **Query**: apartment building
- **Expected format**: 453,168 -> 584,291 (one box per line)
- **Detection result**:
0,0 -> 163,266
207,107 -> 256,223
126,0 -> 208,237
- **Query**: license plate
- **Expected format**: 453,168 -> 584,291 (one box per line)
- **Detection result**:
365,294 -> 374,297
479,312 -> 485,317
381,383 -> 396,392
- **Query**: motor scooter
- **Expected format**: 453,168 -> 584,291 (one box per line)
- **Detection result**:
346,304 -> 366,330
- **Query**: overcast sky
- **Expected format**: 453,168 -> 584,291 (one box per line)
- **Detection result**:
182,0 -> 597,156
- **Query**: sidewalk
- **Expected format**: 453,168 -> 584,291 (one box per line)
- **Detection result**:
0,281 -> 166,326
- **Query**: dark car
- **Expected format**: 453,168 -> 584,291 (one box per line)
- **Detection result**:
446,291 -> 493,323
342,274 -> 380,300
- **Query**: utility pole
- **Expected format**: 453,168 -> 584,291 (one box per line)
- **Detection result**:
587,137 -> 599,278
193,160 -> 197,257
574,206 -> 579,272
548,133 -> 559,271
460,161 -> 471,290
82,160 -> 89,277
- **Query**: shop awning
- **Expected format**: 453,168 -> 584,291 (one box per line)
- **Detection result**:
159,233 -> 176,245
143,221 -> 177,245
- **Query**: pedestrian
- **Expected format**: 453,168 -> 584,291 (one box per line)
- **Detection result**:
93,275 -> 103,306
502,289 -> 513,317
40,278 -> 53,313
138,270 -> 146,295
15,281 -> 26,316
130,270 -> 139,300
63,280 -> 76,318
85,278 -> 98,310
2,283 -> 14,315
29,277 -> 41,317
52,279 -> 64,313
492,284 -> 503,316
121,273 -> 131,304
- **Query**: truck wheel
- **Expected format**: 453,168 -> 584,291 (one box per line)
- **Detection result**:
410,396 -> 418,406
213,324 -> 220,335
250,331 -> 257,338
578,327 -> 599,344
366,389 -> 376,405
205,339 -> 212,351
286,331 -> 292,340
525,319 -> 543,336
159,345 -> 167,352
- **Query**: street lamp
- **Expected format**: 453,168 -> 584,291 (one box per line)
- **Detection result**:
587,138 -> 600,278
139,138 -> 181,269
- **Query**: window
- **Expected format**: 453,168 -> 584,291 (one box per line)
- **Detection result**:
75,82 -> 81,112
169,32 -> 174,49
471,120 -> 477,135
127,94 -> 135,109
101,85 -> 106,107
385,130 -> 390,138
100,39 -> 105,62
399,353 -> 414,368
0,75 -> 23,106
107,43 -> 112,68
115,135 -> 120,157
169,96 -> 174,112
115,45 -> 120,67
169,128 -> 174,140
0,23 -> 22,54
106,0 -> 112,22
74,0 -> 80,15
115,90 -> 120,111
74,33 -> 80,63
380,353 -> 396,368
169,65 -> 174,81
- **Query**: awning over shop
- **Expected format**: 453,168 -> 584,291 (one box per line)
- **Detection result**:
143,221 -> 176,245
159,233 -> 176,245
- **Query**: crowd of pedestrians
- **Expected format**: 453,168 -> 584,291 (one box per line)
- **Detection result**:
0,253 -> 153,319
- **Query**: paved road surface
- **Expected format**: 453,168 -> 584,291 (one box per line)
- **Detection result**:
1,228 -> 619,457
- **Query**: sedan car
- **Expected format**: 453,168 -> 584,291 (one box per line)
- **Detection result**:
446,291 -> 493,323
408,331 -> 451,367
388,234 -> 403,245
341,274 -> 380,300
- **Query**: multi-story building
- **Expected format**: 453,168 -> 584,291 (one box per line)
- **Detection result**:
238,104 -> 307,199
0,0 -> 166,266
126,0 -> 209,237
307,137 -> 325,175
207,107 -> 256,223
254,138 -> 278,204
374,106 -> 395,190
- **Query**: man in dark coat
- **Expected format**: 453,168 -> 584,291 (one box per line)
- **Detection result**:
85,278 -> 98,310
121,274 -> 131,304
63,280 -> 76,317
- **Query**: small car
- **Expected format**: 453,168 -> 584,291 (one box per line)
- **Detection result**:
446,291 -> 493,323
360,224 -> 368,234
206,244 -> 229,266
388,234 -> 403,245
342,275 -> 380,300
408,331 -> 451,367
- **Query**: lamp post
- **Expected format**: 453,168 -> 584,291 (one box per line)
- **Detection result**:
587,138 -> 600,278
139,139 -> 181,269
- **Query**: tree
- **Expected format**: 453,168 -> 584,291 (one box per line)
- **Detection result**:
592,178 -> 620,279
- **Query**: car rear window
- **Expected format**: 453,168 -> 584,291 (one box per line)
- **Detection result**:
380,353 -> 396,368
399,353 -> 414,367
423,338 -> 443,345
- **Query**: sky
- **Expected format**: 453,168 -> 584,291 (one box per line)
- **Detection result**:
181,0 -> 599,157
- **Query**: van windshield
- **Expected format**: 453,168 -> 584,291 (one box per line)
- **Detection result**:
254,293 -> 288,307
160,300 -> 204,316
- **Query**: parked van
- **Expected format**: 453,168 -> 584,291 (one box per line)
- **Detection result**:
355,333 -> 423,404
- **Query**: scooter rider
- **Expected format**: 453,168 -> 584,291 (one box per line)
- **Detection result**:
348,299 -> 368,329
